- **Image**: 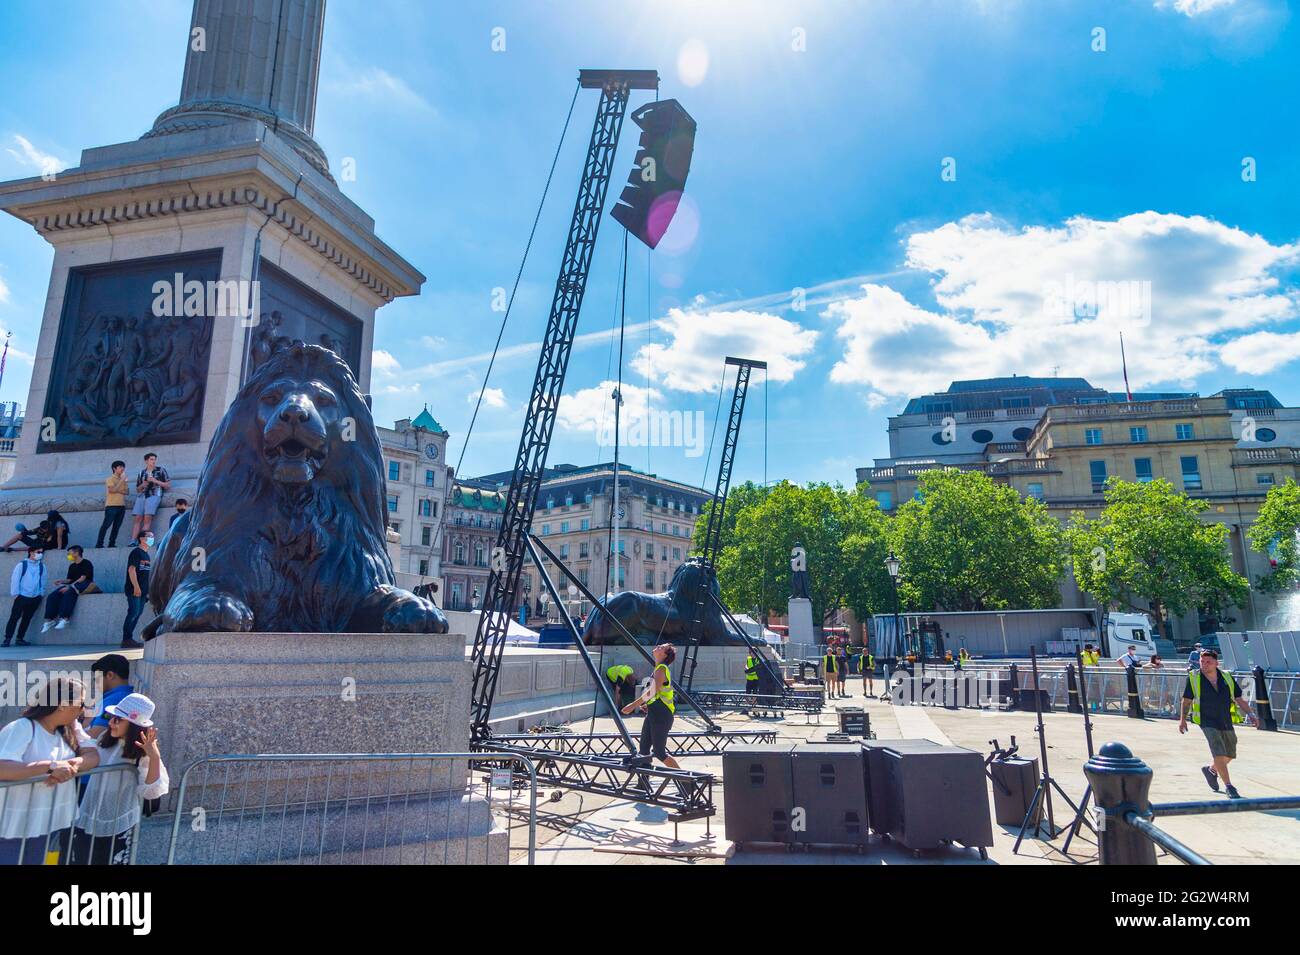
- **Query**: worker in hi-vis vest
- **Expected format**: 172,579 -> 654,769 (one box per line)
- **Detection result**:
744,652 -> 760,695
605,663 -> 636,710
823,646 -> 839,698
958,647 -> 971,667
859,647 -> 875,695
1180,649 -> 1254,800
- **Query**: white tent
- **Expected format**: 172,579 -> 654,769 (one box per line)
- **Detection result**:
733,613 -> 783,645
444,609 -> 542,644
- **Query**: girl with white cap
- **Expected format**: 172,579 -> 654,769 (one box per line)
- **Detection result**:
71,692 -> 169,864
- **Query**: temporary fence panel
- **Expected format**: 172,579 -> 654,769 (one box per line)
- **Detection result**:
0,762 -> 141,866
165,752 -> 537,865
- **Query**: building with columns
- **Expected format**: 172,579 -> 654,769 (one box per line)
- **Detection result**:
473,462 -> 711,625
378,408 -> 450,579
441,477 -> 504,613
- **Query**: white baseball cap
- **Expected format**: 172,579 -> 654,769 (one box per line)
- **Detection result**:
105,692 -> 156,728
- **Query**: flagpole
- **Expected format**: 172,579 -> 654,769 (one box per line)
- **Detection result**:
1120,331 -> 1132,402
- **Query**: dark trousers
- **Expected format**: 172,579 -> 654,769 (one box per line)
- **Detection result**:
638,701 -> 674,761
45,583 -> 86,620
70,827 -> 135,865
4,595 -> 41,643
96,506 -> 125,547
122,594 -> 148,642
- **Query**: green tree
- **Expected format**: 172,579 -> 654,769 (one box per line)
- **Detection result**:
691,480 -> 768,559
1248,478 -> 1300,593
890,469 -> 1064,611
711,482 -> 893,623
1065,478 -> 1248,641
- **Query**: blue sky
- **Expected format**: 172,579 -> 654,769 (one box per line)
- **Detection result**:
1,0 -> 1298,490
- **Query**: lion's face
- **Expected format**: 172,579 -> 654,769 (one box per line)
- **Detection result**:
254,375 -> 343,484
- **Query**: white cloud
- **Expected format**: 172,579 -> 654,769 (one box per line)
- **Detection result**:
0,276 -> 10,305
827,212 -> 1298,401
371,350 -> 400,376
559,380 -> 664,437
325,66 -> 434,114
5,135 -> 65,177
1155,0 -> 1238,16
1220,331 -> 1300,375
631,308 -> 818,393
473,386 -> 508,409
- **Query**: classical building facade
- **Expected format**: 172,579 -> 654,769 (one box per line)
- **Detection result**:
473,462 -> 711,624
377,408 -> 450,579
858,382 -> 1298,642
441,477 -> 503,612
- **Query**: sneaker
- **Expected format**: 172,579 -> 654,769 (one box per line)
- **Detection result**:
1,639 -> 9,647
120,638 -> 143,649
41,621 -> 55,633
1201,766 -> 1220,792
14,638 -> 30,646
54,619 -> 68,630
1225,785 -> 1242,799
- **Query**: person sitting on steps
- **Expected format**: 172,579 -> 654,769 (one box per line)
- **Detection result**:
41,545 -> 97,633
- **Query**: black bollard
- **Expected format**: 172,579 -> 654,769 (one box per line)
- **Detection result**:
1252,666 -> 1278,732
1065,663 -> 1082,714
1083,741 -> 1156,865
1125,663 -> 1145,719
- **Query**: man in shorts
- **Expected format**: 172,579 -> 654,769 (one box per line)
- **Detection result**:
1180,649 -> 1255,799
129,452 -> 170,543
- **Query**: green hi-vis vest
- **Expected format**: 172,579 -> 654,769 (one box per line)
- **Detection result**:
860,653 -> 874,672
824,653 -> 837,674
745,655 -> 759,680
606,664 -> 634,683
1187,670 -> 1242,726
654,663 -> 675,713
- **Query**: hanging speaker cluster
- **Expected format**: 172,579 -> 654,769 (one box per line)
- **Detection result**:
610,99 -> 697,249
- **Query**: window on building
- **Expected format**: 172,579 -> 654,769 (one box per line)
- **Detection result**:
661,545 -> 668,561
1085,428 -> 1103,446
581,518 -> 590,531
451,583 -> 462,610
643,520 -> 652,532
1129,427 -> 1147,443
418,560 -> 428,576
1026,483 -> 1043,499
421,526 -> 432,546
388,521 -> 401,535
673,547 -> 681,561
645,570 -> 655,590
584,491 -> 593,504
1089,460 -> 1107,492
1002,396 -> 1032,410
560,521 -> 570,533
617,567 -> 625,587
1258,472 -> 1276,486
475,543 -> 487,567
578,569 -> 589,586
1176,423 -> 1195,441
387,496 -> 398,512
580,542 -> 589,558
660,523 -> 667,534
1256,427 -> 1277,442
617,540 -> 625,554
388,461 -> 400,481
1180,456 -> 1202,490
565,493 -> 573,506
1134,458 -> 1153,483
541,524 -> 550,535
424,469 -> 435,487
560,544 -> 569,559
875,490 -> 893,510
418,499 -> 432,517
454,542 -> 465,563
546,497 -> 555,509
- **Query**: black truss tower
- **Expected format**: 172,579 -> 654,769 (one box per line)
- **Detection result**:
679,357 -> 768,693
469,73 -> 642,744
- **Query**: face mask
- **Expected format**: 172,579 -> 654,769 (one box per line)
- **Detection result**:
67,554 -> 76,563
32,553 -> 43,562
145,536 -> 155,547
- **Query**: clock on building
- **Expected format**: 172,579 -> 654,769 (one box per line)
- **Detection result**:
424,444 -> 439,461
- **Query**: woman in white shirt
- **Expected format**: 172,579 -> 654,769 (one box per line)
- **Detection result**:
72,692 -> 169,865
0,677 -> 100,864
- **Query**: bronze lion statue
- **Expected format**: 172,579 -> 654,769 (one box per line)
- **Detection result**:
143,342 -> 449,637
582,558 -> 740,647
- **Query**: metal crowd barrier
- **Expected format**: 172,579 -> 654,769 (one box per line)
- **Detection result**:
166,752 -> 538,865
0,762 -> 142,865
1085,741 -> 1300,865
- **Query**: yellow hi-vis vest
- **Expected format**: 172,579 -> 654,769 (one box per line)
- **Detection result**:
824,652 -> 837,674
606,664 -> 634,683
959,650 -> 970,662
1081,650 -> 1099,666
745,655 -> 759,681
653,663 -> 675,713
1187,670 -> 1242,725
860,652 -> 874,672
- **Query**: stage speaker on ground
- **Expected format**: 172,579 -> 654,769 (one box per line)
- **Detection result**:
863,739 -> 944,836
879,745 -> 994,853
722,744 -> 796,846
610,99 -> 696,249
791,744 -> 869,846
988,756 -> 1041,828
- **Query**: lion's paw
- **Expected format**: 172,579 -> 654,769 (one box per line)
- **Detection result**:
171,591 -> 255,633
381,592 -> 450,634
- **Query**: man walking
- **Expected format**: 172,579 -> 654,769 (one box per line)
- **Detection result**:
1187,642 -> 1203,671
121,533 -> 152,649
96,460 -> 129,548
1180,649 -> 1254,800
3,546 -> 47,647
129,452 -> 170,543
860,645 -> 874,696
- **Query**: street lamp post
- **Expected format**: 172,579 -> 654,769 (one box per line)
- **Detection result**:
885,552 -> 902,690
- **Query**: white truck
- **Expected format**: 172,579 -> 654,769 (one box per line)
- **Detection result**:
1103,612 -> 1161,662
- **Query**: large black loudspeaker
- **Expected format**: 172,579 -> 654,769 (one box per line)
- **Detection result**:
878,746 -> 994,853
722,744 -> 796,846
610,100 -> 697,249
790,745 -> 869,846
863,739 -> 943,836
988,756 -> 1040,828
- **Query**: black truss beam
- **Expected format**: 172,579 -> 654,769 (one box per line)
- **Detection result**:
693,690 -> 824,716
478,744 -> 716,820
470,77 -> 638,743
494,729 -> 777,759
528,532 -> 721,731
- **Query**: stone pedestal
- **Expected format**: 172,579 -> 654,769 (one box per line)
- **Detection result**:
134,630 -> 507,864
788,597 -> 816,647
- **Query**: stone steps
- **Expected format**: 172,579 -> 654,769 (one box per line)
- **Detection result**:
0,544 -> 155,595
3,592 -> 155,646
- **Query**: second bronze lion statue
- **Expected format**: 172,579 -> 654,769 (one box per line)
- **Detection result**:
581,559 -> 741,647
143,342 -> 449,637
